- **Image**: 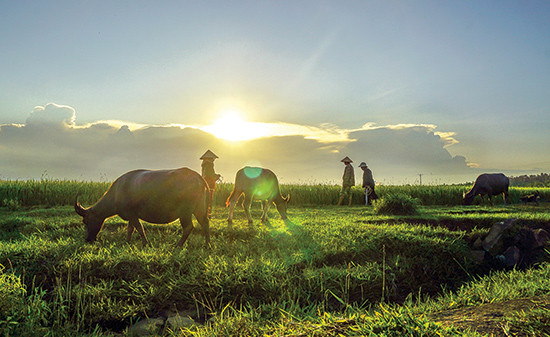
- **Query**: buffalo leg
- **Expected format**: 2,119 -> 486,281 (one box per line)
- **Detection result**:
195,211 -> 211,248
176,214 -> 195,247
243,194 -> 253,224
126,224 -> 136,242
226,192 -> 241,224
227,201 -> 235,224
260,200 -> 271,223
129,218 -> 149,246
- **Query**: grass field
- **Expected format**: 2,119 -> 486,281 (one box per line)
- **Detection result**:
2,179 -> 549,207
1,181 -> 549,336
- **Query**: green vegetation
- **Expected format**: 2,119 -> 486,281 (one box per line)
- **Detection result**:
0,180 -> 549,336
0,179 -> 110,208
510,172 -> 550,187
2,179 -> 550,207
374,193 -> 420,215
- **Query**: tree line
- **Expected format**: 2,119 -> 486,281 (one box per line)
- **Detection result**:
510,173 -> 550,187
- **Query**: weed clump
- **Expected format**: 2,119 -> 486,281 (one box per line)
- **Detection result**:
0,265 -> 50,335
374,193 -> 420,215
2,198 -> 21,211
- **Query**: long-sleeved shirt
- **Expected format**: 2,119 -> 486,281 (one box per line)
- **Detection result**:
362,168 -> 375,188
342,164 -> 355,186
201,161 -> 220,189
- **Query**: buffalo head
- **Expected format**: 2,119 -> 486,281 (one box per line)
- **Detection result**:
74,195 -> 105,242
275,194 -> 290,220
463,192 -> 475,205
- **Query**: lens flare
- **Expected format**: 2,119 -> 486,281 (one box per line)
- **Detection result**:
244,166 -> 262,179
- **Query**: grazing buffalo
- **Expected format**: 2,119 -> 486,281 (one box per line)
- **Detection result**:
74,167 -> 210,247
226,167 -> 290,224
463,173 -> 510,205
520,191 -> 540,205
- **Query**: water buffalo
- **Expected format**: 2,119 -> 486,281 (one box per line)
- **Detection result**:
520,191 -> 540,205
226,166 -> 290,224
463,173 -> 509,205
74,167 -> 210,247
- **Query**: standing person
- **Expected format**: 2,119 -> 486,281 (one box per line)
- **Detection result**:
359,162 -> 378,205
200,150 -> 221,217
338,156 -> 355,206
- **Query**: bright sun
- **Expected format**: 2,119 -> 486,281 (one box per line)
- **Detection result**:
204,109 -> 267,141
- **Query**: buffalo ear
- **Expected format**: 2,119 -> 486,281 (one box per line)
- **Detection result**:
74,194 -> 87,217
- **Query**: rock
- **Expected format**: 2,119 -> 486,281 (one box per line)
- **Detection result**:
166,314 -> 198,331
533,229 -> 549,249
503,246 -> 521,268
482,219 -> 516,254
495,254 -> 506,264
470,250 -> 486,265
472,219 -> 547,269
126,317 -> 165,337
472,237 -> 484,250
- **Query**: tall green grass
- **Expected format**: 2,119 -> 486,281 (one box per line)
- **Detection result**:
2,179 -> 548,207
0,180 -> 109,208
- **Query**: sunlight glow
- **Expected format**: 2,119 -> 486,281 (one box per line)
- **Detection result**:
203,110 -> 271,141
197,108 -> 436,143
201,109 -> 354,143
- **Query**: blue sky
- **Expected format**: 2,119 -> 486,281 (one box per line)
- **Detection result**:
1,1 -> 549,184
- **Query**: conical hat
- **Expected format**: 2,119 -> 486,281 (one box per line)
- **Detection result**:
200,150 -> 218,160
341,156 -> 352,163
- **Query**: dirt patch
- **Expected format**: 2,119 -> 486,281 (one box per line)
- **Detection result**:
430,295 -> 550,336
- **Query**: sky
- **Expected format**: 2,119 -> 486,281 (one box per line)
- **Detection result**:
1,1 -> 549,185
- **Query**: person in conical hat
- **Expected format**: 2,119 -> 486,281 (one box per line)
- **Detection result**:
341,156 -> 352,163
359,162 -> 378,205
200,150 -> 221,218
200,150 -> 218,161
338,156 -> 355,206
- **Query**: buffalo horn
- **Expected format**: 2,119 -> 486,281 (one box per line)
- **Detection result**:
74,194 -> 87,217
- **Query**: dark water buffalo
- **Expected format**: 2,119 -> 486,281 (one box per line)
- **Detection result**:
520,191 -> 540,205
226,166 -> 290,224
463,173 -> 509,205
74,167 -> 210,247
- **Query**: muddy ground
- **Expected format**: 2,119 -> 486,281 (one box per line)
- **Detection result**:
430,295 -> 550,336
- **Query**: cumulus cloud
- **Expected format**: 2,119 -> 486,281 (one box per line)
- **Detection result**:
0,103 -> 478,183
26,103 -> 76,127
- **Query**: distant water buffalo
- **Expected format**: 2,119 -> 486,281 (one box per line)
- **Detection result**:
226,166 -> 290,224
463,173 -> 510,205
520,191 -> 540,205
74,167 -> 210,247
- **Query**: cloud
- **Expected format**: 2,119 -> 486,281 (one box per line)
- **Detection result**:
0,103 -> 478,183
199,120 -> 352,143
26,103 -> 76,127
342,126 -> 474,182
